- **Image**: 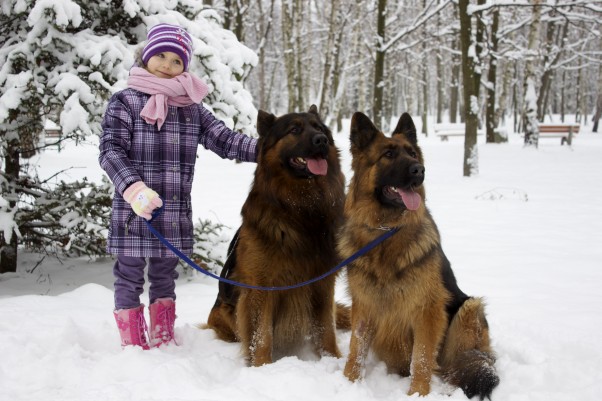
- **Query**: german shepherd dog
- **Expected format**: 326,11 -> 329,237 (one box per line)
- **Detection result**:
204,105 -> 347,366
338,112 -> 499,399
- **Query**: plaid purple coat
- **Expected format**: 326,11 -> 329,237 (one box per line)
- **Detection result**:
99,88 -> 257,257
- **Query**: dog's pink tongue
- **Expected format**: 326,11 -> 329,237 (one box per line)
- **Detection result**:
397,188 -> 421,211
307,158 -> 328,176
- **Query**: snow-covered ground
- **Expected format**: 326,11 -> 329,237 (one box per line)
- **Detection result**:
1,117 -> 602,401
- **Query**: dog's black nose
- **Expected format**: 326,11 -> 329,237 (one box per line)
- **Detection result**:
410,163 -> 425,176
312,133 -> 328,147
410,163 -> 425,185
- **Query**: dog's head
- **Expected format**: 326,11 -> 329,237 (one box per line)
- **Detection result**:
256,105 -> 337,179
349,112 -> 425,214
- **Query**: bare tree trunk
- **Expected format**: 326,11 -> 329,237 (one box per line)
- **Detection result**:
523,0 -> 542,147
436,9 -> 443,124
495,59 -> 513,129
436,53 -> 443,124
256,0 -> 275,111
373,0 -> 387,127
318,0 -> 340,119
577,58 -> 587,124
223,0 -> 234,36
561,69 -> 566,122
450,37 -> 460,123
0,138 -> 19,274
422,51 -> 429,135
513,64 -> 518,132
327,6 -> 348,128
293,0 -> 305,111
349,4 -> 365,115
458,0 -> 482,177
485,8 -> 500,143
593,95 -> 602,132
420,0 -> 429,134
593,59 -> 602,132
282,0 -> 297,111
537,14 -> 569,121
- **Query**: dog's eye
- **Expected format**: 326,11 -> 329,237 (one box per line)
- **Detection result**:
408,150 -> 418,159
289,127 -> 300,135
384,150 -> 395,158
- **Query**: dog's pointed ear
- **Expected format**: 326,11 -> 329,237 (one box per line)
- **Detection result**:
392,112 -> 417,144
308,104 -> 319,117
257,110 -> 276,138
350,112 -> 380,152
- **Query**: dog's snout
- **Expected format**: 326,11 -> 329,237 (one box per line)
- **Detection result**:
410,162 -> 425,186
410,163 -> 425,177
312,133 -> 329,148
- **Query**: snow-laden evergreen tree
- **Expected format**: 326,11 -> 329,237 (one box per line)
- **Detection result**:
0,0 -> 258,273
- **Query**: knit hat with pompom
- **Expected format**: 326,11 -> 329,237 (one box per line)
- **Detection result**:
142,23 -> 193,71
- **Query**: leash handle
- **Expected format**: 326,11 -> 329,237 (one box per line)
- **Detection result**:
147,200 -> 165,223
144,201 -> 398,291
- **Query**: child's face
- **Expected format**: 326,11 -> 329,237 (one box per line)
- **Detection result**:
146,51 -> 185,78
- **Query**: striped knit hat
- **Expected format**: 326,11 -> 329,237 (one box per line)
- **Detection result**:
142,24 -> 193,71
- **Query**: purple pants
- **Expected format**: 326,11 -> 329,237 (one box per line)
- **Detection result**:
113,256 -> 179,309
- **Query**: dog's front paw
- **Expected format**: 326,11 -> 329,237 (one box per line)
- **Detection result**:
408,379 -> 430,397
343,360 -> 362,382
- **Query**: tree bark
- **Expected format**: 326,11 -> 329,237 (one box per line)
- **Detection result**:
485,9 -> 500,143
436,48 -> 444,124
422,51 -> 429,135
0,139 -> 19,274
318,0 -> 340,119
281,0 -> 297,111
593,95 -> 602,132
293,0 -> 305,111
593,60 -> 602,132
373,0 -> 387,127
256,0 -> 275,111
537,15 -> 569,121
593,35 -> 602,132
450,38 -> 460,123
523,0 -> 542,147
458,0 -> 481,177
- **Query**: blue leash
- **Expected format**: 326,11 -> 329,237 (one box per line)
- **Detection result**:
144,203 -> 399,291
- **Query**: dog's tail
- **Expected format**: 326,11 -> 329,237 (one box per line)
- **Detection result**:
335,302 -> 351,330
439,297 -> 499,400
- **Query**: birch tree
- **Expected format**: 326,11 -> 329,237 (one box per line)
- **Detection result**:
458,0 -> 485,176
281,0 -> 307,111
373,0 -> 387,128
523,0 -> 543,147
594,58 -> 602,132
485,8 -> 502,143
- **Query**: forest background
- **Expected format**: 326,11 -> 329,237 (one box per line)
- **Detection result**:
1,0 -> 601,273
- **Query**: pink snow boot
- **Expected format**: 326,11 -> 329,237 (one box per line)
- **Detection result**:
113,304 -> 150,350
149,298 -> 177,347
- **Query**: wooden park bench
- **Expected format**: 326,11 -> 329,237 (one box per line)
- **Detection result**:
43,120 -> 62,143
433,123 -> 484,141
41,120 -> 63,152
44,129 -> 61,142
538,123 -> 580,145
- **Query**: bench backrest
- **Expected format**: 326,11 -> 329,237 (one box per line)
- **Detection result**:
539,124 -> 580,134
434,123 -> 466,132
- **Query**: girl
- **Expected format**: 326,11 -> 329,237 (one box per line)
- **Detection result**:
99,23 -> 257,349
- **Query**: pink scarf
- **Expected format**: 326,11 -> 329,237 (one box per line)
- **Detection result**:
127,67 -> 209,130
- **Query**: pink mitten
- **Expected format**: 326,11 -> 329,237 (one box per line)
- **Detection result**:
123,182 -> 163,220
